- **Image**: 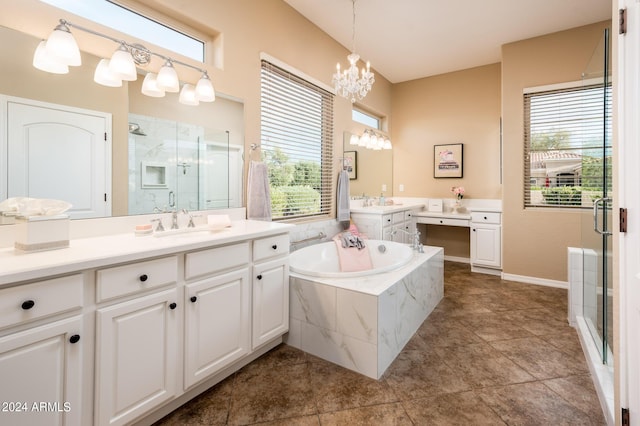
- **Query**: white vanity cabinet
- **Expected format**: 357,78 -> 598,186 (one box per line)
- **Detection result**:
94,257 -> 179,426
350,206 -> 423,243
0,220 -> 293,426
252,234 -> 290,349
183,243 -> 251,389
470,211 -> 502,272
0,275 -> 85,426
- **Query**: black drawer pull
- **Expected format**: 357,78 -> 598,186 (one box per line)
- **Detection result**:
272,244 -> 278,250
439,220 -> 443,224
21,300 -> 35,310
257,274 -> 263,280
139,274 -> 148,282
169,302 -> 177,310
484,216 -> 488,220
69,334 -> 80,344
190,296 -> 197,303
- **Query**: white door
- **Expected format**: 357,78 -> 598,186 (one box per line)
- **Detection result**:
184,268 -> 250,389
0,316 -> 83,426
95,289 -> 178,426
252,257 -> 289,349
5,96 -> 111,219
618,0 -> 640,423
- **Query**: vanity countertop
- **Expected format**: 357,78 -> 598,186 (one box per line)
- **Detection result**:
350,203 -> 425,214
0,220 -> 294,286
414,211 -> 472,220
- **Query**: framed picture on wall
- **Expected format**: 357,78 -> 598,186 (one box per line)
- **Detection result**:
434,143 -> 463,178
344,151 -> 357,179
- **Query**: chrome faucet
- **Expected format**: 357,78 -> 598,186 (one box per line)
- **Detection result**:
171,210 -> 179,230
390,227 -> 424,253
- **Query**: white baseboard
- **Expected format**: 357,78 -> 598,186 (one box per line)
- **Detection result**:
501,272 -> 568,289
443,255 -> 470,263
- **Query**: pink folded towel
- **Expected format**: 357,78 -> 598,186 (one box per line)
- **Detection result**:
333,236 -> 373,272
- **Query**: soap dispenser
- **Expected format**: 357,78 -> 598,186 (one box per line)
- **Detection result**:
379,192 -> 386,206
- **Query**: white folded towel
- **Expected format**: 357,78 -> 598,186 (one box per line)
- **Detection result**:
247,160 -> 272,221
337,169 -> 350,224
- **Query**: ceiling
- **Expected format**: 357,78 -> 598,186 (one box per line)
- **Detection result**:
284,0 -> 612,83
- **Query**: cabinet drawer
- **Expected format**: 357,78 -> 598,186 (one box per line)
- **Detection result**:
0,274 -> 83,330
382,214 -> 393,226
253,234 -> 290,262
392,212 -> 405,224
470,212 -> 501,224
185,242 -> 250,280
96,256 -> 177,303
420,216 -> 470,227
404,210 -> 418,221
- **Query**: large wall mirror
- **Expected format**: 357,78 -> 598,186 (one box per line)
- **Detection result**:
343,132 -> 393,199
0,24 -> 244,222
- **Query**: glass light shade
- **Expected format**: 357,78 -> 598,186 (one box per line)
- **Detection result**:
157,61 -> 180,92
195,73 -> 215,102
383,139 -> 392,150
33,40 -> 69,74
349,134 -> 359,145
179,84 -> 199,106
108,45 -> 137,81
45,23 -> 81,66
141,73 -> 165,97
369,134 -> 378,149
358,132 -> 369,147
94,59 -> 122,87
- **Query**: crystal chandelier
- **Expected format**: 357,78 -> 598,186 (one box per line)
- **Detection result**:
332,0 -> 374,103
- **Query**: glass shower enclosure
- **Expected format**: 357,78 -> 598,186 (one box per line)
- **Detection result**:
581,28 -> 613,365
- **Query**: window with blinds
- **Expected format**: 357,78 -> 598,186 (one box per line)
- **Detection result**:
524,83 -> 612,208
260,60 -> 334,220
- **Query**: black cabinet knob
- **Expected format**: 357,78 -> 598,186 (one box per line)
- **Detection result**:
484,216 -> 488,220
21,300 -> 35,310
139,274 -> 148,282
473,229 -> 476,232
439,220 -> 443,224
272,244 -> 278,250
190,296 -> 197,303
169,302 -> 177,310
69,334 -> 80,344
257,274 -> 263,280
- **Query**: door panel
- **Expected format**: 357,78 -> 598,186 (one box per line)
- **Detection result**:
6,98 -> 111,218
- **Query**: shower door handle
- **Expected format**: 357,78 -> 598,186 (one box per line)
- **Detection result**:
168,191 -> 175,208
593,197 -> 612,236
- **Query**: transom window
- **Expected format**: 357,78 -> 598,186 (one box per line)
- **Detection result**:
524,83 -> 612,208
260,60 -> 334,221
39,0 -> 205,62
352,108 -> 380,129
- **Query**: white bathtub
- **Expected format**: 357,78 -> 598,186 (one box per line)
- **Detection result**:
289,239 -> 413,278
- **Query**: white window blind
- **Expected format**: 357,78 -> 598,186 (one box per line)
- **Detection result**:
524,83 -> 612,208
260,60 -> 334,220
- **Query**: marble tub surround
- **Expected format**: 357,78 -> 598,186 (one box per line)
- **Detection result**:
155,262 -> 604,426
287,246 -> 444,379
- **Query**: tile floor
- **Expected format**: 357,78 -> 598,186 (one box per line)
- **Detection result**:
155,261 -> 606,425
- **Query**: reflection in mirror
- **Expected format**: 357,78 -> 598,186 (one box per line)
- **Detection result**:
128,114 -> 243,214
0,24 -> 244,222
343,131 -> 393,198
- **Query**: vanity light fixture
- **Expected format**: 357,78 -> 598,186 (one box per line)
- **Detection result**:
350,129 -> 392,150
332,0 -> 374,103
34,18 -> 216,105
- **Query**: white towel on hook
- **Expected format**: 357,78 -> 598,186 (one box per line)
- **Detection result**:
247,160 -> 272,221
337,169 -> 350,224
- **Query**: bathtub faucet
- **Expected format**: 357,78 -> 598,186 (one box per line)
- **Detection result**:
390,228 -> 424,253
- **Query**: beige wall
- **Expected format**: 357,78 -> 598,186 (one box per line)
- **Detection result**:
502,21 -> 609,281
391,63 -> 502,200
